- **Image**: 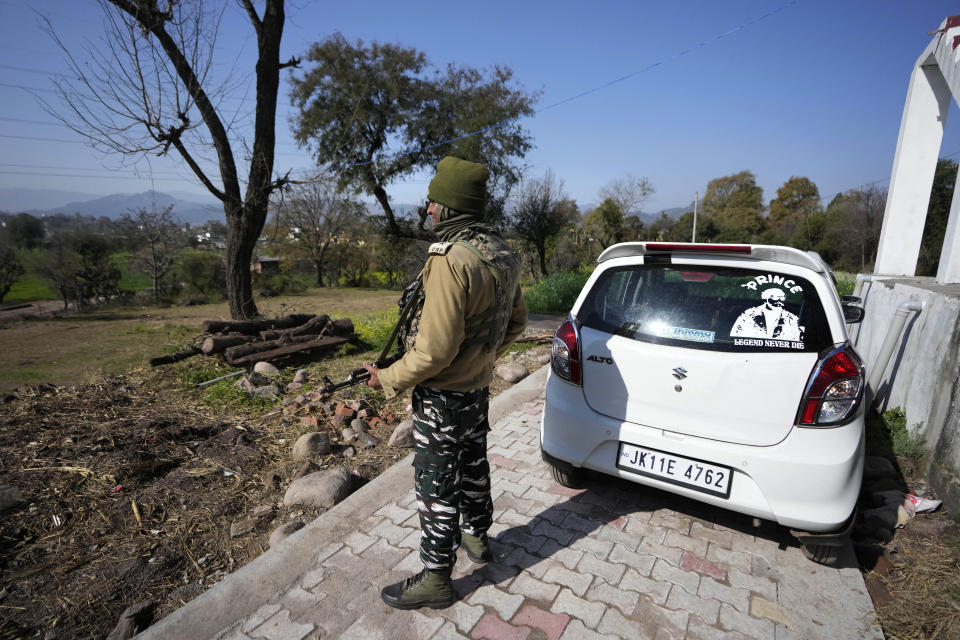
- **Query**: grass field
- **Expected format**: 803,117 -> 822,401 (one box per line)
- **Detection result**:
0,287 -> 399,391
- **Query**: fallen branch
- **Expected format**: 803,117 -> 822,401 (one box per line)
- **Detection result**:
149,347 -> 202,367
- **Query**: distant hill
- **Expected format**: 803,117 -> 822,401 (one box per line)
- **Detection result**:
635,205 -> 691,225
0,187 -> 96,213
1,188 -> 222,225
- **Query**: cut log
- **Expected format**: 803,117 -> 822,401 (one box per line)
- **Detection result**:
259,314 -> 330,341
324,318 -> 355,336
225,335 -> 352,367
149,347 -> 202,367
223,334 -> 326,363
201,314 -> 314,336
201,334 -> 259,354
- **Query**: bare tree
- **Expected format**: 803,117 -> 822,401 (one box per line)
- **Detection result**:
511,171 -> 578,277
272,179 -> 364,286
46,0 -> 298,319
598,174 -> 655,216
130,204 -> 182,303
842,186 -> 887,270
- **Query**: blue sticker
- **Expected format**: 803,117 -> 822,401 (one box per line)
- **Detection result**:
668,327 -> 715,343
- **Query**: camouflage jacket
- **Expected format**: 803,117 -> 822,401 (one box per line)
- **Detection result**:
378,231 -> 527,397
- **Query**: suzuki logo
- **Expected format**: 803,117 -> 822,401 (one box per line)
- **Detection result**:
672,367 -> 688,380
586,355 -> 613,365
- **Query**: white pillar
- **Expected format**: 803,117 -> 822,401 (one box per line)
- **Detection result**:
874,60 -> 952,276
936,162 -> 960,282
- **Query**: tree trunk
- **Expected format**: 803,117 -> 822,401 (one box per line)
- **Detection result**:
225,200 -> 260,320
373,184 -> 399,235
315,260 -> 324,287
536,242 -> 548,277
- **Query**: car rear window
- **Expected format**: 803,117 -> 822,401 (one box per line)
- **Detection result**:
579,265 -> 833,353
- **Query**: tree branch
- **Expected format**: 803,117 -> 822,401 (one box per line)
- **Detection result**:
240,0 -> 262,35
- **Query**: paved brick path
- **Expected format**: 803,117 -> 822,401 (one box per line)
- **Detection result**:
153,390 -> 881,640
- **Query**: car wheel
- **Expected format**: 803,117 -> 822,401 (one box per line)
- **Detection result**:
799,542 -> 844,567
550,463 -> 584,488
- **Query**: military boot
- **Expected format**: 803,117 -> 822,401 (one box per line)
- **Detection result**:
461,532 -> 493,563
380,568 -> 456,610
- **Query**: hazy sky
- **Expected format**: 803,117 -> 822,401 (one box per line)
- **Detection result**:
2,0 -> 960,214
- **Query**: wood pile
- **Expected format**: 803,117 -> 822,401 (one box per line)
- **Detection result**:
149,313 -> 358,368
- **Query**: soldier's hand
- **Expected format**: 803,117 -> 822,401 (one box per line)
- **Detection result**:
362,363 -> 382,389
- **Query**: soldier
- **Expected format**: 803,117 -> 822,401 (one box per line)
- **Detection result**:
363,156 -> 527,609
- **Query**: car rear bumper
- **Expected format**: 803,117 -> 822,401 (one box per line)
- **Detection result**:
540,371 -> 864,532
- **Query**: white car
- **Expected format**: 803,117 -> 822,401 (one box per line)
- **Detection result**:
540,242 -> 866,564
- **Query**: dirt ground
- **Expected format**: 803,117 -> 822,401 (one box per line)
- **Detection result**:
0,341 -> 553,640
864,460 -> 960,640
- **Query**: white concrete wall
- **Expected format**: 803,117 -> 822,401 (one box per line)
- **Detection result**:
852,277 -> 960,513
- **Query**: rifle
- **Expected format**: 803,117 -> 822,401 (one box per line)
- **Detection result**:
317,279 -> 422,396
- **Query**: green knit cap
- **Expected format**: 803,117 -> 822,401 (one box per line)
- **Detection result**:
427,156 -> 489,215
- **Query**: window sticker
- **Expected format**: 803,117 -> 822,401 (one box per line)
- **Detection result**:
729,287 -> 805,348
641,321 -> 715,344
740,274 -> 803,294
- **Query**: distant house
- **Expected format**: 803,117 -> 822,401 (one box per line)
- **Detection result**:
251,256 -> 282,274
195,233 -> 226,250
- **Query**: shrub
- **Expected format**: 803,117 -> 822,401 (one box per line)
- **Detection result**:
353,308 -> 400,352
834,271 -> 857,297
176,250 -> 226,298
524,270 -> 592,314
253,271 -> 307,296
882,408 -> 927,462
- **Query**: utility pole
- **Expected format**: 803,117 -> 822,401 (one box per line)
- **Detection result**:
692,191 -> 698,243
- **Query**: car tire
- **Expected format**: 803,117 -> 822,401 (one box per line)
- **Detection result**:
550,464 -> 584,488
799,542 -> 844,567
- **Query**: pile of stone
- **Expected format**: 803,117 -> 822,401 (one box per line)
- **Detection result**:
226,364 -> 415,549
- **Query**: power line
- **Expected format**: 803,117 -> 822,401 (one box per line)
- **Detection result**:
329,0 -> 801,172
0,63 -> 59,76
0,81 -> 57,94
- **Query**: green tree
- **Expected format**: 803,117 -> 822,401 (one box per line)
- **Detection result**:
701,171 -> 765,242
702,171 -> 764,215
0,243 -> 24,303
642,212 -> 677,241
49,1 -> 295,319
713,207 -> 766,243
6,213 -> 45,249
290,33 -> 536,236
767,176 -> 822,248
917,158 -> 957,276
176,250 -> 226,298
583,198 -> 626,248
511,171 -> 577,277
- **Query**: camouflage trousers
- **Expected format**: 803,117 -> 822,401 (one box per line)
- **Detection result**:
411,385 -> 493,571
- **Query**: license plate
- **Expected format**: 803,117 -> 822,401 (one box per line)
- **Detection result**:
616,442 -> 732,498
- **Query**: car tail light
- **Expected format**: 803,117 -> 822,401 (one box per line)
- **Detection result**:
552,320 -> 581,385
798,347 -> 864,426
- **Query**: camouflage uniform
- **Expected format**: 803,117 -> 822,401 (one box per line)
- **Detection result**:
379,229 -> 525,571
411,385 -> 491,570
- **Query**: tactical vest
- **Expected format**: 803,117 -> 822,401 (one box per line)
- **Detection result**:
398,230 -> 521,355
